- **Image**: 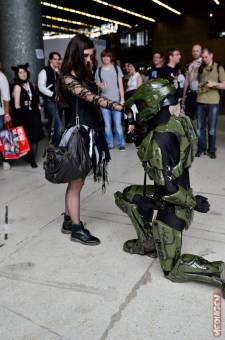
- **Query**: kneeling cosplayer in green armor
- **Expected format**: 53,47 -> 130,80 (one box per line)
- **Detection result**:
114,79 -> 225,297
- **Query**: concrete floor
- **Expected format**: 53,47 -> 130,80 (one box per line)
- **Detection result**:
0,117 -> 225,340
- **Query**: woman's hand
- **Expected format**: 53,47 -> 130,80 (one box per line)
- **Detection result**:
96,81 -> 107,89
4,113 -> 11,124
128,124 -> 135,134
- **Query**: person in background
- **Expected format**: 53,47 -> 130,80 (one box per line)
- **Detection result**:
125,63 -> 143,124
123,62 -> 130,90
163,48 -> 182,84
190,48 -> 225,159
182,44 -> 202,122
126,63 -> 143,99
0,63 -> 11,170
149,52 -> 165,80
12,63 -> 43,168
38,51 -> 63,145
95,49 -> 126,151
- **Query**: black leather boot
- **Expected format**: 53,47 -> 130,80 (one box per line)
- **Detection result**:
61,214 -> 72,234
71,222 -> 100,245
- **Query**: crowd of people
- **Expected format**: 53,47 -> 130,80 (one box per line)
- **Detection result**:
146,45 -> 225,159
1,42 -> 224,172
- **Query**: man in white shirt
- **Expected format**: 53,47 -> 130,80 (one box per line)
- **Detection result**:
182,44 -> 202,121
38,52 -> 63,145
0,64 -> 12,169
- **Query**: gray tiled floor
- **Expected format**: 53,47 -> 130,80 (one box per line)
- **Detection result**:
0,117 -> 225,340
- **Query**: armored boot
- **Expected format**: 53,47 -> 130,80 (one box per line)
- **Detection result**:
114,185 -> 157,257
168,255 -> 225,298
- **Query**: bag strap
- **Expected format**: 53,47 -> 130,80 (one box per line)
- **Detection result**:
98,67 -> 102,83
75,96 -> 79,126
49,111 -> 56,144
114,64 -> 119,89
49,83 -> 80,145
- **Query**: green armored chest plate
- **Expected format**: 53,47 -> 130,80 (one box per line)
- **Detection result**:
137,115 -> 197,185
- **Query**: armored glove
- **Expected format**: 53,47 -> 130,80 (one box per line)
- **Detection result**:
194,195 -> 210,213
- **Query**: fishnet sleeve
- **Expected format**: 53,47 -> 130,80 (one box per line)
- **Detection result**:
64,76 -> 124,112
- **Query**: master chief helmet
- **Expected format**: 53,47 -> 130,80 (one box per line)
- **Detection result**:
126,78 -> 178,126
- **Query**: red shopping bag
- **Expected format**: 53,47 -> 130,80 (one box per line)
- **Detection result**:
0,125 -> 30,160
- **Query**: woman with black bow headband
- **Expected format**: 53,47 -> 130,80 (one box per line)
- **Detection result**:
11,63 -> 43,167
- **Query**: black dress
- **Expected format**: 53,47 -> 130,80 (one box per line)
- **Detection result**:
12,82 -> 43,144
62,75 -> 115,186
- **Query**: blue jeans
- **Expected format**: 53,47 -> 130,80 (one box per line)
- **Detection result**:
0,115 -> 4,131
196,103 -> 219,153
44,100 -> 63,146
101,107 -> 125,148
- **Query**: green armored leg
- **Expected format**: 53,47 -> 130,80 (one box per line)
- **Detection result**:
114,185 -> 157,257
152,219 -> 182,272
168,254 -> 225,297
152,219 -> 225,297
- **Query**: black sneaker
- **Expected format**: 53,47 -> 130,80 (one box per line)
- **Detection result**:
71,222 -> 100,245
209,152 -> 216,159
195,151 -> 201,157
119,146 -> 126,151
61,214 -> 72,234
30,161 -> 38,168
195,150 -> 206,157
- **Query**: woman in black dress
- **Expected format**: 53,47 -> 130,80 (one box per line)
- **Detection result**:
60,34 -> 133,245
12,63 -> 43,167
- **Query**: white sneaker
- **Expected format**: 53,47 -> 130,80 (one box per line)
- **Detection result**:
3,161 -> 11,170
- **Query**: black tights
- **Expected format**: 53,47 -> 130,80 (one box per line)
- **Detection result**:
27,143 -> 38,165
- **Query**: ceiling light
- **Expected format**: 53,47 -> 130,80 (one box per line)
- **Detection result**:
42,23 -> 79,33
43,34 -> 76,40
209,13 -> 213,17
91,0 -> 155,22
41,2 -> 132,28
213,0 -> 220,4
151,0 -> 181,15
42,15 -> 98,28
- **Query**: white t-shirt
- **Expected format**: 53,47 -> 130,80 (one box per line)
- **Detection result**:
177,74 -> 185,89
126,72 -> 141,92
0,71 -> 10,115
187,58 -> 202,91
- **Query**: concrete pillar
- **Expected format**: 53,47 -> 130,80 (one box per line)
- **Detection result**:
0,0 -> 44,84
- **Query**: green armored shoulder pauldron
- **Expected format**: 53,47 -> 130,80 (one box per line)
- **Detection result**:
137,115 -> 197,185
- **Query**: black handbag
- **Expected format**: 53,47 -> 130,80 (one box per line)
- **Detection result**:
43,102 -> 92,184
